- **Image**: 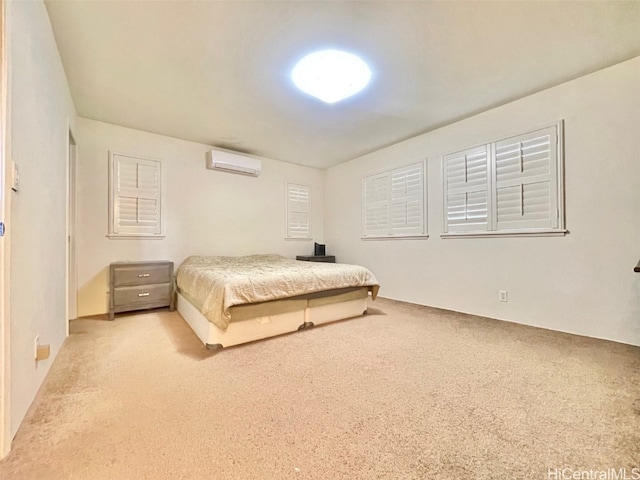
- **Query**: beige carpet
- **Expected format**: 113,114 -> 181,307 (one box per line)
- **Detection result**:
1,298 -> 639,480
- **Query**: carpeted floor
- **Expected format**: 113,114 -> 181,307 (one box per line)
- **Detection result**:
1,298 -> 639,480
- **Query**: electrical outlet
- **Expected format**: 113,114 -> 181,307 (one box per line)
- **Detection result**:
34,335 -> 39,359
499,290 -> 508,303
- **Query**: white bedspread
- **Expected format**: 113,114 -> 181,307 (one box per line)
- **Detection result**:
176,254 -> 379,329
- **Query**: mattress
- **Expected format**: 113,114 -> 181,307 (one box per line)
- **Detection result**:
176,254 -> 379,330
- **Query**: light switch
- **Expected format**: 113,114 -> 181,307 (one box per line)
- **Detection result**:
10,160 -> 19,192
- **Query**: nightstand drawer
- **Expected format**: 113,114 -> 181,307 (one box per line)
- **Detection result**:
113,283 -> 172,307
112,264 -> 172,287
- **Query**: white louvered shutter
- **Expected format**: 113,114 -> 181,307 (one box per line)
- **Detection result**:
444,145 -> 490,233
494,126 -> 558,231
286,183 -> 311,238
111,154 -> 162,236
363,162 -> 426,238
390,162 -> 424,235
363,172 -> 390,237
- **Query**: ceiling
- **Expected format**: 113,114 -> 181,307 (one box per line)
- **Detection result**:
45,1 -> 640,169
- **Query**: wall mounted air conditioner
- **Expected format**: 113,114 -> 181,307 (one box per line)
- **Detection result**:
206,148 -> 262,176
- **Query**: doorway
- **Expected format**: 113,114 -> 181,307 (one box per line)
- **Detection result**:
66,131 -> 77,330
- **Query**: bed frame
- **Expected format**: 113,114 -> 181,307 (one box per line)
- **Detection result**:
177,291 -> 368,350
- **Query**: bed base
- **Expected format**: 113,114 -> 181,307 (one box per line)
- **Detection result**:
177,292 -> 367,350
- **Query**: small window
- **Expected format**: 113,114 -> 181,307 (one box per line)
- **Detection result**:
108,152 -> 163,238
362,161 -> 427,239
286,182 -> 311,239
443,122 -> 565,237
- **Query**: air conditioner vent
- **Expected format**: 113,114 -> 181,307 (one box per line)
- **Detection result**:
206,149 -> 262,176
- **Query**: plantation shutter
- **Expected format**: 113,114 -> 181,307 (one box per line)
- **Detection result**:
494,126 -> 558,231
390,163 -> 424,235
111,154 -> 162,236
286,183 -> 311,238
444,145 -> 490,233
363,162 -> 426,238
363,172 -> 390,237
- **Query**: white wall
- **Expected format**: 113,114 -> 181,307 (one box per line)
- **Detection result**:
9,0 -> 76,435
325,57 -> 640,346
75,118 -> 325,317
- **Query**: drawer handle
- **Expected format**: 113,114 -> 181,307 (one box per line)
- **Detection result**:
138,273 -> 150,278
138,292 -> 150,297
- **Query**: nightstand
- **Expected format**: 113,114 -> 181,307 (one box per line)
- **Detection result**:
296,255 -> 336,263
109,261 -> 175,320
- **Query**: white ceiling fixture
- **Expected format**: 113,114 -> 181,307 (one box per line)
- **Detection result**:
291,49 -> 372,104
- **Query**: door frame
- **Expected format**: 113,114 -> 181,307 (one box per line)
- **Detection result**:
66,129 -> 77,331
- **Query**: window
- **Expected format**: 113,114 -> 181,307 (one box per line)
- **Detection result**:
286,182 -> 311,239
362,161 -> 426,239
108,152 -> 163,238
443,122 -> 565,237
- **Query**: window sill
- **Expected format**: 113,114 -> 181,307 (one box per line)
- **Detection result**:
107,234 -> 166,240
441,229 -> 568,239
361,235 -> 429,241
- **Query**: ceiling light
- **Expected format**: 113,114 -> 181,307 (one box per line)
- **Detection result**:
291,49 -> 372,104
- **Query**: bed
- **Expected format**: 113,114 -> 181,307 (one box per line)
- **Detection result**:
175,254 -> 379,350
